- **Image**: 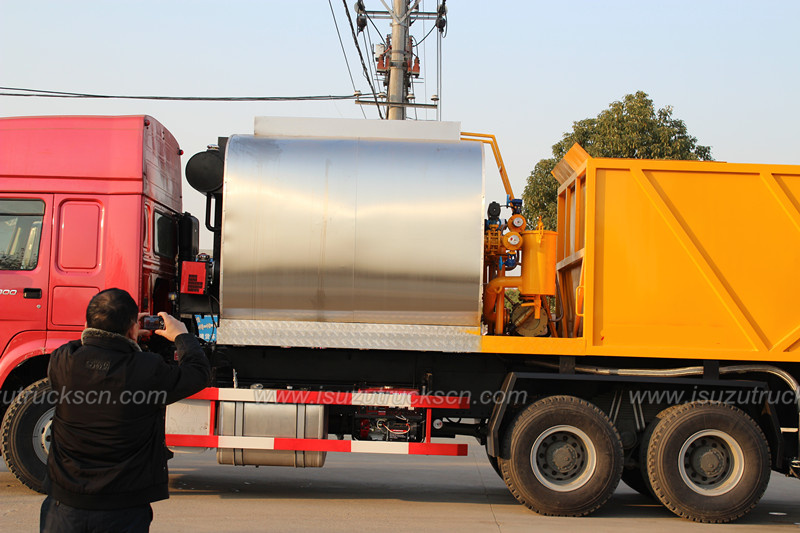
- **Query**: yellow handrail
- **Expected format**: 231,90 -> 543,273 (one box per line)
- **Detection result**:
461,132 -> 515,201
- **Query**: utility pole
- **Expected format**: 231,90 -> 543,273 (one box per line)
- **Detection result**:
353,1 -> 445,120
387,0 -> 409,120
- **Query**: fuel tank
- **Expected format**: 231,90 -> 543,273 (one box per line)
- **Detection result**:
219,118 -> 485,342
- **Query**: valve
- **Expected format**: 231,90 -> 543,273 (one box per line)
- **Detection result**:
508,214 -> 526,232
503,232 -> 522,251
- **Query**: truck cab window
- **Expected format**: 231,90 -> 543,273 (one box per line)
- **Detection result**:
0,199 -> 44,270
154,211 -> 177,259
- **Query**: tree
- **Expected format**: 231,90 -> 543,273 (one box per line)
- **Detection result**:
522,91 -> 712,229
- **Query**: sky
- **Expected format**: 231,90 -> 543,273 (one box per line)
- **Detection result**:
2,0 -> 798,248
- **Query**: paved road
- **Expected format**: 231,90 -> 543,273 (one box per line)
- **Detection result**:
3,439 -> 799,532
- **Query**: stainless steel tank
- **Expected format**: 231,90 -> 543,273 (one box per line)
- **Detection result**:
217,118 -> 484,351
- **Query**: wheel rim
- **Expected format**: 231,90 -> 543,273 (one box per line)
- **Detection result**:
677,429 -> 744,496
530,424 -> 597,492
32,407 -> 55,464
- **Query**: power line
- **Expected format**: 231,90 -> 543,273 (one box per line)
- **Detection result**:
341,0 -> 384,119
437,30 -> 442,121
0,87 -> 358,102
328,0 -> 367,118
415,21 -> 437,46
362,29 -> 379,95
367,12 -> 387,45
422,0 -> 429,120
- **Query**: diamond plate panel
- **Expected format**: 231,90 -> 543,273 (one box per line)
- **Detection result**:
216,320 -> 481,353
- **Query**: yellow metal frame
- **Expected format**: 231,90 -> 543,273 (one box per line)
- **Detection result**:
479,143 -> 800,363
461,132 -> 516,200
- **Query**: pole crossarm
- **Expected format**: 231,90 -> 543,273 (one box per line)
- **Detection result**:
364,12 -> 440,20
356,99 -> 437,108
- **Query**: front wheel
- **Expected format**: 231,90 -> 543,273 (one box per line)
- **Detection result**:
646,401 -> 770,523
1,378 -> 54,493
498,395 -> 623,516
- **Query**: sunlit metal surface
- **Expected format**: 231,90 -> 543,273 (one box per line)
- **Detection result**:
221,134 -> 484,327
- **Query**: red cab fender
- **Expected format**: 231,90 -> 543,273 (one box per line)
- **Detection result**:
0,331 -> 81,388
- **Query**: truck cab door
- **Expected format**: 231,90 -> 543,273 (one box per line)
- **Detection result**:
48,195 -> 110,330
0,195 -> 52,355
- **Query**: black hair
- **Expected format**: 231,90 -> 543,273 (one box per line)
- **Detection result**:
86,288 -> 138,335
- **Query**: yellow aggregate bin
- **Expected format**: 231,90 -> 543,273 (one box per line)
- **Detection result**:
569,148 -> 800,362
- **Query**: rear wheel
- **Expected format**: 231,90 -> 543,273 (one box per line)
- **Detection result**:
498,395 -> 623,516
1,378 -> 54,493
646,401 -> 770,523
486,446 -> 503,478
621,467 -> 651,496
624,403 -> 682,498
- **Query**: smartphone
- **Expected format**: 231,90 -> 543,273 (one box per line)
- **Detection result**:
141,315 -> 165,331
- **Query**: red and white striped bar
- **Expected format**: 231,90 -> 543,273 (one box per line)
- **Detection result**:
186,387 -> 470,410
168,387 -> 470,456
166,434 -> 468,456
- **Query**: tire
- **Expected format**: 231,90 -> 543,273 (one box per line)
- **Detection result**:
497,395 -> 623,516
646,401 -> 770,523
621,467 -> 652,497
1,378 -> 54,493
486,446 -> 503,479
626,403 -> 683,498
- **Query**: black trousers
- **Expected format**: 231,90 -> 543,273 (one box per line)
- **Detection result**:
40,496 -> 152,533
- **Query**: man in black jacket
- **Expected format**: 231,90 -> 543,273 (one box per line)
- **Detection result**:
40,288 -> 211,533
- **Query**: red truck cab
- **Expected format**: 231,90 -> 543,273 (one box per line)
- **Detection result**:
0,115 -> 183,404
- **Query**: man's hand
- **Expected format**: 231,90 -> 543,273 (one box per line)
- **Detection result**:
154,312 -> 189,342
136,312 -> 152,341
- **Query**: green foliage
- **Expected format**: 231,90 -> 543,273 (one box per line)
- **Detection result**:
504,288 -> 520,312
522,91 -> 712,229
